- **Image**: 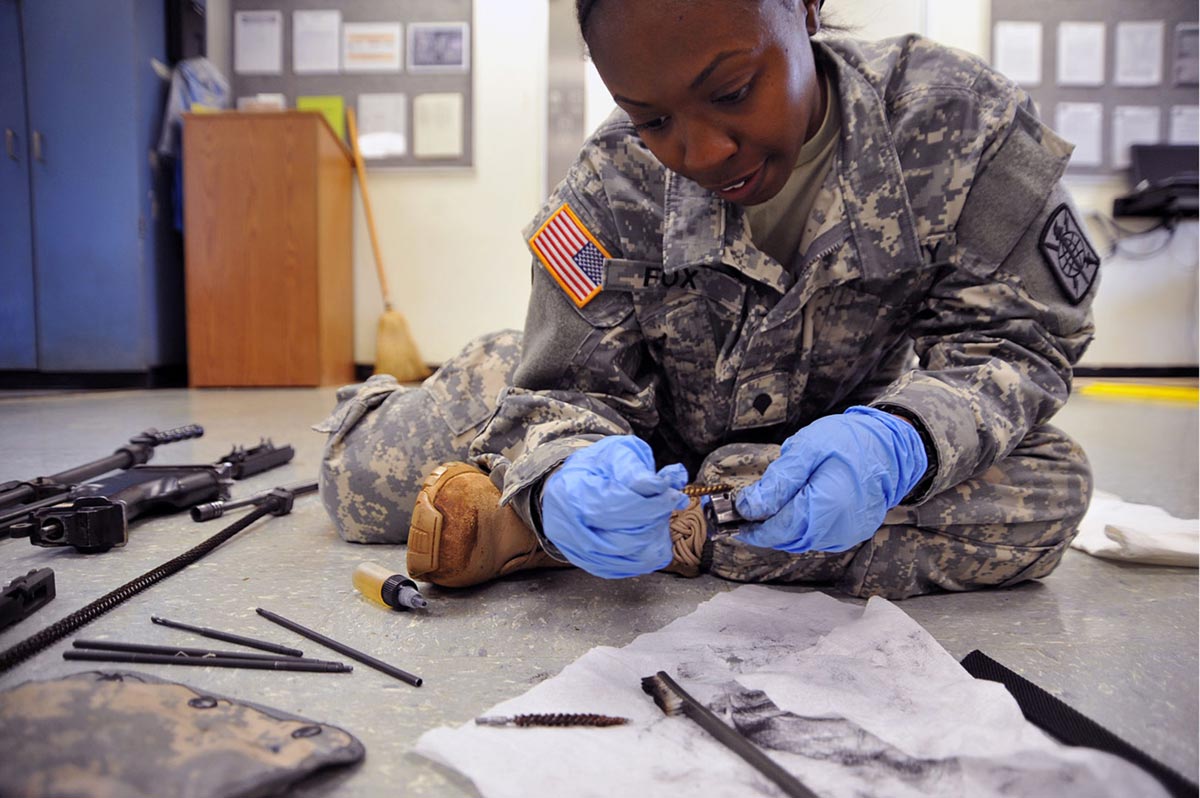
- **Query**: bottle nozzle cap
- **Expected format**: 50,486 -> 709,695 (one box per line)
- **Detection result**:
397,586 -> 428,609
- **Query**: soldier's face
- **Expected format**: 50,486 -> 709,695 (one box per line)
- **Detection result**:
588,0 -> 824,206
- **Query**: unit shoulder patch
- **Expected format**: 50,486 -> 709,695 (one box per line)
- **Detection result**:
1038,204 -> 1100,305
528,204 -> 611,308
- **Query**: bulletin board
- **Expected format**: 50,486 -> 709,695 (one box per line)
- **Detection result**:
230,0 -> 473,169
990,0 -> 1198,175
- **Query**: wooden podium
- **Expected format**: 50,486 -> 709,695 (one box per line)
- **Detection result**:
182,111 -> 354,386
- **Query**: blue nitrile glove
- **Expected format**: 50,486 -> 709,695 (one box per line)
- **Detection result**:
734,406 -> 928,554
541,435 -> 690,579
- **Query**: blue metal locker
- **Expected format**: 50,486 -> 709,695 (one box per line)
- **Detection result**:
21,0 -> 178,373
0,0 -> 37,369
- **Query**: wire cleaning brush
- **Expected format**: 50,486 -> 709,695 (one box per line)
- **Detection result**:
475,713 -> 630,727
641,671 -> 819,798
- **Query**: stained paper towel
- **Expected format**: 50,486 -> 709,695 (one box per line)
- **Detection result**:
416,586 -> 1167,798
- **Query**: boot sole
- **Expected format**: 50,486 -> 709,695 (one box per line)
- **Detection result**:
407,462 -> 482,579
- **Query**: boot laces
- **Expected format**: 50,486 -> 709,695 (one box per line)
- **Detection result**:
669,497 -> 707,570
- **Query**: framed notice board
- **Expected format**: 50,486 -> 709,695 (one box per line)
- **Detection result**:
990,0 -> 1198,175
230,0 -> 473,169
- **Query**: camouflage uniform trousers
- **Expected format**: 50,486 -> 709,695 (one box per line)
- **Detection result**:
317,330 -> 523,544
698,429 -> 1092,600
319,331 -> 1092,601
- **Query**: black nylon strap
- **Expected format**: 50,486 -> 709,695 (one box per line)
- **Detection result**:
961,650 -> 1198,798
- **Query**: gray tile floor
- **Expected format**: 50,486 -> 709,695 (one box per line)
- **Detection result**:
0,384 -> 1196,796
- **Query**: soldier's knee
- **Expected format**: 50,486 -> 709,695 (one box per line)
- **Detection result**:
696,443 -> 782,487
317,379 -> 439,544
996,465 -> 1095,590
318,452 -> 427,545
1010,422 -> 1093,531
316,331 -> 524,544
844,427 -> 1094,598
843,512 -> 1086,599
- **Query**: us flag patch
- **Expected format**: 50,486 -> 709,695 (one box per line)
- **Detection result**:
529,204 -> 610,308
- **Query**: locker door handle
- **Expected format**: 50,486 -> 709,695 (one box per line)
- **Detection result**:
4,129 -> 15,161
32,131 -> 43,162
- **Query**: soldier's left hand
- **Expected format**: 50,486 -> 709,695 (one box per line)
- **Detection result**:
733,407 -> 928,553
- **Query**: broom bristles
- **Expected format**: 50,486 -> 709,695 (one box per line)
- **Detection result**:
375,310 -> 431,383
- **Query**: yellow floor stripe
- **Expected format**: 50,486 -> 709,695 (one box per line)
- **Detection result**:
1078,382 -> 1200,404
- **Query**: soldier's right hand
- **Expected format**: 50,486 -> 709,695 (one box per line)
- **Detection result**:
541,435 -> 690,579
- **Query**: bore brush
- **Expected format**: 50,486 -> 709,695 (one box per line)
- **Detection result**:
681,484 -> 744,526
641,671 -> 818,798
475,713 -> 629,727
681,483 -> 734,498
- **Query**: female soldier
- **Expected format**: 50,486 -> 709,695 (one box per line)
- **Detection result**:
318,0 -> 1098,599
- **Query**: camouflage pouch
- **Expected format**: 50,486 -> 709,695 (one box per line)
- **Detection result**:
0,670 -> 365,798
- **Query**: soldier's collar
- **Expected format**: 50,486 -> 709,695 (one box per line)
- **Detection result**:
662,171 -> 792,295
817,40 -> 923,283
661,171 -> 722,271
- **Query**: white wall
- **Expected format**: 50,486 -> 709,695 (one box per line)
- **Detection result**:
1086,223 -> 1200,366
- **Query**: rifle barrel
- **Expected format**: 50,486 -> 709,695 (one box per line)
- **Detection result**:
0,425 -> 203,513
46,452 -> 143,490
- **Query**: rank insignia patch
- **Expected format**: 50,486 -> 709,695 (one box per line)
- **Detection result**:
1038,204 -> 1100,305
529,204 -> 611,308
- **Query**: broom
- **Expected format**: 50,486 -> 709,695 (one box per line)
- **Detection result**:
346,108 -> 431,382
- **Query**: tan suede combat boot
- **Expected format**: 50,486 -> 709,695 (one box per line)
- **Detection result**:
407,462 -> 712,587
407,463 -> 571,588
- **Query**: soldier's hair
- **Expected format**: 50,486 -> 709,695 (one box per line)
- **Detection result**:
576,0 -> 823,40
576,0 -> 601,38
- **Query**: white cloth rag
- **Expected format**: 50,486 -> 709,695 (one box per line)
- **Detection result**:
1071,490 -> 1199,567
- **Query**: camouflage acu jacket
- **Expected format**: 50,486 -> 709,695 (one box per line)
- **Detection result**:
471,35 -> 1097,525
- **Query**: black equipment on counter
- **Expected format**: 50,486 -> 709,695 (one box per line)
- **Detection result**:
1113,144 -> 1198,219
